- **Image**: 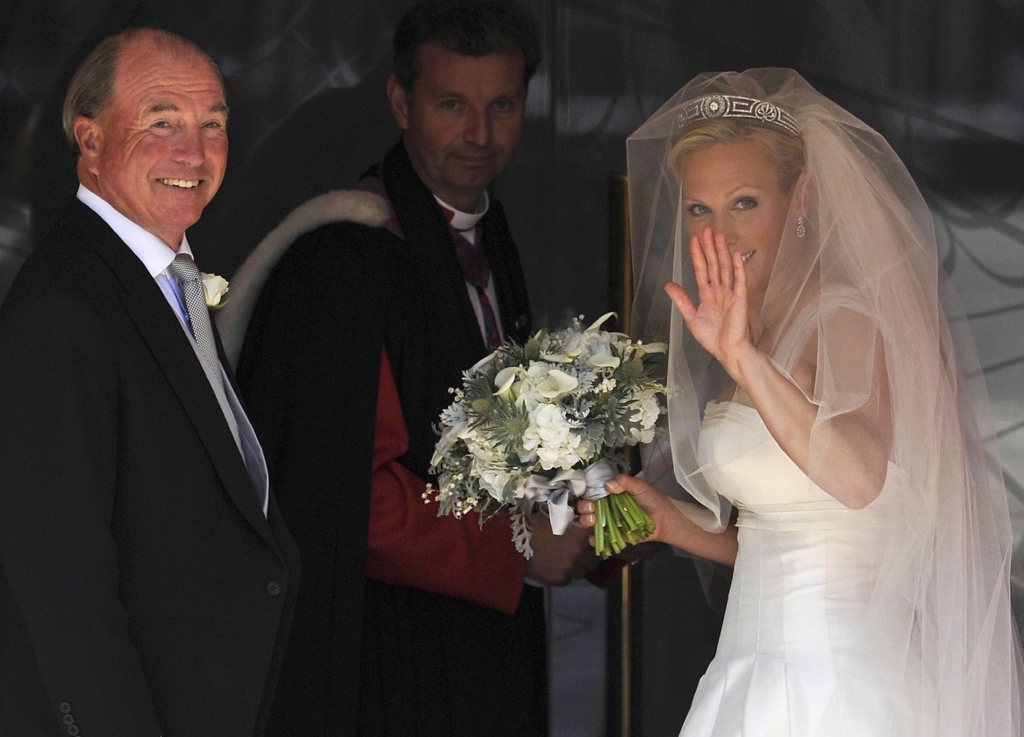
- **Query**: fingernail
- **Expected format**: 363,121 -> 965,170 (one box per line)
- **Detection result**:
606,480 -> 620,490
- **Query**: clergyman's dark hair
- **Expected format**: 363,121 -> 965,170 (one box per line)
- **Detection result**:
392,0 -> 542,92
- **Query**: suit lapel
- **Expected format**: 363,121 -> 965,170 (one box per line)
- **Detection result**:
69,202 -> 276,546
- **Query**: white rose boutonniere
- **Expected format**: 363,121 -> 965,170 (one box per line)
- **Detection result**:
200,273 -> 229,309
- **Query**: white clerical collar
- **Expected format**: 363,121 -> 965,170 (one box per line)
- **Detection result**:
77,183 -> 193,277
435,190 -> 490,232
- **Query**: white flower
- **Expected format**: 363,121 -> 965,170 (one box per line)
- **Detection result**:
633,340 -> 668,357
493,366 -> 524,396
499,363 -> 580,410
627,390 -> 663,443
582,331 -> 620,369
543,330 -> 585,363
431,422 -> 465,466
530,365 -> 578,399
471,454 -> 519,501
469,351 -> 497,373
539,349 -> 574,364
201,272 -> 229,309
522,404 -> 586,470
584,312 -> 617,333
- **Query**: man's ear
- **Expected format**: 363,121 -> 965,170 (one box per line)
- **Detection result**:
73,116 -> 102,171
386,75 -> 411,131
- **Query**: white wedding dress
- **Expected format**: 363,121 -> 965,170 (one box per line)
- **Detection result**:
679,400 -> 916,737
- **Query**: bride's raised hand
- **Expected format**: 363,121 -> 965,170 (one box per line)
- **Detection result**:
665,226 -> 752,378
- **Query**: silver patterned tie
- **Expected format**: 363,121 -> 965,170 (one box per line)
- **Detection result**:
167,253 -> 224,392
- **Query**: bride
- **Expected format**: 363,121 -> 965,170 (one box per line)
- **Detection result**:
579,69 -> 1023,735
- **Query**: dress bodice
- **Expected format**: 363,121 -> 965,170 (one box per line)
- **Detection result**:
697,401 -> 838,508
695,400 -> 899,531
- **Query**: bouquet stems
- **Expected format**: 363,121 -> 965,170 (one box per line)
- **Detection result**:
592,493 -> 655,559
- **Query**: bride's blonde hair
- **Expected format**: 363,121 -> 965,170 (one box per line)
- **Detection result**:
669,119 -> 805,195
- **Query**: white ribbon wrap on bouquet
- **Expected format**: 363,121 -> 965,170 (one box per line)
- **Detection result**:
522,459 -> 616,535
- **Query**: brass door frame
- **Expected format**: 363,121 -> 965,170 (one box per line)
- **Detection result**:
606,174 -> 640,737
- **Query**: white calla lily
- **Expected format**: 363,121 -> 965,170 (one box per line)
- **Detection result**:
634,341 -> 668,356
587,353 -> 621,369
493,366 -> 523,396
585,312 -> 617,332
470,351 -> 497,373
535,367 -> 578,399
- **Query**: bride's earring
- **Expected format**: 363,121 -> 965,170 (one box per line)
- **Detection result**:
796,215 -> 807,238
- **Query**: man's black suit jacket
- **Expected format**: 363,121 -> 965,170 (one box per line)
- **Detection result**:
0,199 -> 300,737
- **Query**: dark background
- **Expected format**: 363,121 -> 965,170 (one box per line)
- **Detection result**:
3,1 -> 1024,735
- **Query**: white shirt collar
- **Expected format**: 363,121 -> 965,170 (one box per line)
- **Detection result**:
77,184 -> 194,277
434,190 -> 490,232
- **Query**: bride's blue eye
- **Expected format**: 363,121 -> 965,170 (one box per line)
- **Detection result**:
686,203 -> 710,216
735,197 -> 757,210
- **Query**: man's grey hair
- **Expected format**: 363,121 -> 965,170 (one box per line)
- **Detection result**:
62,28 -> 224,157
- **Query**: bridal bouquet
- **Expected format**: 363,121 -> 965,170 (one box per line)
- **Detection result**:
426,313 -> 665,559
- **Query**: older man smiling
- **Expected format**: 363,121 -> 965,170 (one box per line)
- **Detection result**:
0,28 -> 299,737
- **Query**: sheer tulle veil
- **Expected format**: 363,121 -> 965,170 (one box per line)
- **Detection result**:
627,68 -> 1023,735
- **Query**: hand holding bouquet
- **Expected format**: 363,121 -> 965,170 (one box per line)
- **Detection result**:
426,314 -> 665,558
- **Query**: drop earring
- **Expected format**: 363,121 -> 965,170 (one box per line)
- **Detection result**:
796,215 -> 807,238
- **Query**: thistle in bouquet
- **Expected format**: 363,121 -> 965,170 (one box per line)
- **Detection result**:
426,313 -> 666,559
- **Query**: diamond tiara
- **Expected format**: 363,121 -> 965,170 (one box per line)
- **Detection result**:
676,94 -> 800,136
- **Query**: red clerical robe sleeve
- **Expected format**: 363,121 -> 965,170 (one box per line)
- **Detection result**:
365,348 -> 528,615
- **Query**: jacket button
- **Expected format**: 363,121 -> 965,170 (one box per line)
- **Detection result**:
59,702 -> 71,714
63,715 -> 74,725
68,726 -> 80,736
266,580 -> 281,596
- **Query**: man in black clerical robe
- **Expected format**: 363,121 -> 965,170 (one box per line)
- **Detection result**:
231,2 -> 596,735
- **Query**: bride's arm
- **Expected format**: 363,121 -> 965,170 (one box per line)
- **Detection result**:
670,227 -> 891,509
726,328 -> 891,509
578,475 -> 738,566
